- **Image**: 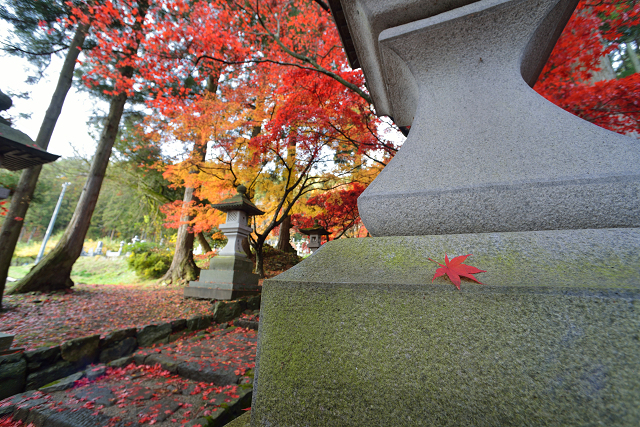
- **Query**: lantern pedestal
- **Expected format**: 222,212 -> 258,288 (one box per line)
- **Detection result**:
252,229 -> 640,426
183,255 -> 260,300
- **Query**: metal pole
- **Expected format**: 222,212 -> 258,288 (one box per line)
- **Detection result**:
35,182 -> 70,264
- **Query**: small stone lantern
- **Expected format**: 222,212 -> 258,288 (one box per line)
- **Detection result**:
184,185 -> 264,300
300,220 -> 330,253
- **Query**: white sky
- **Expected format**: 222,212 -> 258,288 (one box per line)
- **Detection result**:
1,21 -> 103,158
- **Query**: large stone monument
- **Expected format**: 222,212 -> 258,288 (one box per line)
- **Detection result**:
246,0 -> 640,426
185,185 -> 264,300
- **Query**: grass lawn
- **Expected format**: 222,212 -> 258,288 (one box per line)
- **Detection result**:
8,257 -> 156,287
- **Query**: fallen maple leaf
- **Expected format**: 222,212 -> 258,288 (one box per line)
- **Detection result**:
428,254 -> 486,290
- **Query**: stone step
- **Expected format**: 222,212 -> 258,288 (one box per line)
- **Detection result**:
0,370 -> 252,427
0,327 -> 257,427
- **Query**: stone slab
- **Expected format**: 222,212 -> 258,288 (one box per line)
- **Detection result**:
137,323 -> 172,347
177,361 -> 239,386
0,332 -> 13,351
25,346 -> 61,371
74,385 -> 116,407
101,328 -> 137,348
26,361 -> 76,391
279,228 -> 640,290
139,398 -> 181,422
251,230 -> 640,426
195,270 -> 260,287
85,365 -> 107,381
107,356 -> 134,368
224,412 -> 250,427
0,353 -> 26,400
208,256 -> 256,273
38,372 -> 84,393
186,315 -> 213,331
99,336 -> 137,363
185,255 -> 261,300
60,335 -> 100,366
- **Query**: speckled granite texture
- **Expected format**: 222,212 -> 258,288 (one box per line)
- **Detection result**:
250,229 -> 640,426
351,0 -> 640,236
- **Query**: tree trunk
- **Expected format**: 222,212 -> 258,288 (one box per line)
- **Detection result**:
627,42 -> 640,74
0,22 -> 89,307
196,232 -> 212,253
160,186 -> 200,284
26,227 -> 36,244
162,70 -> 220,284
7,90 -> 129,295
276,215 -> 296,253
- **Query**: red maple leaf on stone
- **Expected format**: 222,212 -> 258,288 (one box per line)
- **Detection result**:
428,254 -> 486,290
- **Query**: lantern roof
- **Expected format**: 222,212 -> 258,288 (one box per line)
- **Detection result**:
0,90 -> 60,171
0,124 -> 60,171
300,220 -> 330,236
211,185 -> 265,216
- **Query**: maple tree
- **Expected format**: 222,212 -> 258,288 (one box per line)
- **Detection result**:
129,0 -> 394,279
429,254 -> 486,290
534,0 -> 640,134
158,63 -> 385,276
291,182 -> 367,240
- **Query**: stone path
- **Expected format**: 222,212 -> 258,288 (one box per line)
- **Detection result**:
0,325 -> 257,427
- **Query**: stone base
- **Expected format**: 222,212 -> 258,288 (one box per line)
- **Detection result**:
185,255 -> 261,300
184,286 -> 260,300
251,228 -> 640,426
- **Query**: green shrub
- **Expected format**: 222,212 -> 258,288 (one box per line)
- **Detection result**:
126,243 -> 173,279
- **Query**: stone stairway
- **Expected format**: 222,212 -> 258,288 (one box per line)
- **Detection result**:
0,326 -> 256,427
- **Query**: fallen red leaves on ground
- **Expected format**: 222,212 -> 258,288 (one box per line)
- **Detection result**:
0,284 -> 211,350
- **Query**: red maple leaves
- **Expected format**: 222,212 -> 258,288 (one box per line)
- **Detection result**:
429,254 -> 486,290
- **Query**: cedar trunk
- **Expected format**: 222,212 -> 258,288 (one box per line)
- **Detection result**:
160,186 -> 200,284
0,22 -> 90,307
7,91 -> 129,295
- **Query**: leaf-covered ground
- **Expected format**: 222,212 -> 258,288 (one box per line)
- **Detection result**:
0,284 -> 212,351
0,326 -> 258,426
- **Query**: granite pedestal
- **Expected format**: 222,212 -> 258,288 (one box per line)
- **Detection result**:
252,229 -> 640,426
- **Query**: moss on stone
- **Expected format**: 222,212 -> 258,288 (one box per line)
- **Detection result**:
251,230 -> 640,426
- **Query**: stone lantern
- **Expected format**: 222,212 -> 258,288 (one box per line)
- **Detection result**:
300,221 -> 329,253
0,90 -> 59,172
184,185 -> 264,300
248,0 -> 640,425
0,90 -> 59,202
